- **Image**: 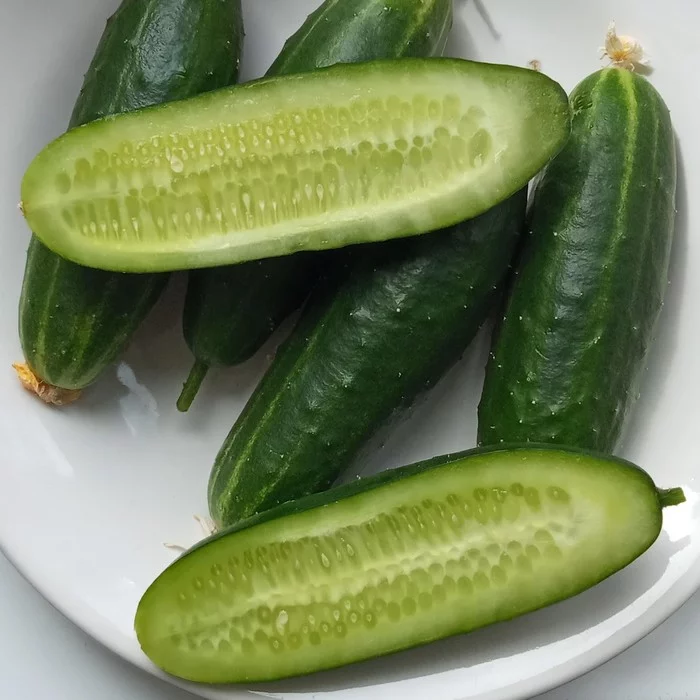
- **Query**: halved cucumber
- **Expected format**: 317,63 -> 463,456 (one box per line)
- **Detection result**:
22,58 -> 570,273
176,0 -> 455,411
135,446 -> 683,683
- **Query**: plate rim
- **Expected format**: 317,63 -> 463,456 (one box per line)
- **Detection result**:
3,0 -> 699,697
2,531 -> 699,700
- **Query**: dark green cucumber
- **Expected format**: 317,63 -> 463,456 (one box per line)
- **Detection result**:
137,445 -> 684,683
177,0 -> 454,411
477,67 -> 676,452
208,191 -> 526,527
270,0 -> 452,74
17,0 -> 244,403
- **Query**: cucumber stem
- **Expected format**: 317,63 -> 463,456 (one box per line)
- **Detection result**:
177,361 -> 210,412
658,487 -> 686,509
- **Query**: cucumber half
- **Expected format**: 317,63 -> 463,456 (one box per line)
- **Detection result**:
22,58 -> 570,273
135,446 -> 684,683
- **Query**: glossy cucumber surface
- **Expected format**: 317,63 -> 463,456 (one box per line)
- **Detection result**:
208,192 -> 526,527
137,445 -> 684,683
17,0 -> 244,401
22,58 -> 571,272
478,67 -> 676,452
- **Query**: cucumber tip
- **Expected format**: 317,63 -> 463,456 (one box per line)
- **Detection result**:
601,21 -> 650,72
12,362 -> 81,406
176,361 -> 210,412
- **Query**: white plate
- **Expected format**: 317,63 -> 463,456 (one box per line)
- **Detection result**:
1,1 -> 699,699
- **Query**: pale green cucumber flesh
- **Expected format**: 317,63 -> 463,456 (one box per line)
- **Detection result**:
135,447 -> 677,683
22,58 -> 570,272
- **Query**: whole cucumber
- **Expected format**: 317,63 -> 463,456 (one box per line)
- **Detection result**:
478,67 -> 676,452
209,191 -> 526,528
16,0 -> 244,405
177,0 -> 454,411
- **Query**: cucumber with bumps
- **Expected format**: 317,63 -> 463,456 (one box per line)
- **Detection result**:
21,58 -> 570,273
136,445 -> 684,683
177,0 -> 454,412
478,67 -> 676,452
208,191 -> 526,528
16,0 -> 244,403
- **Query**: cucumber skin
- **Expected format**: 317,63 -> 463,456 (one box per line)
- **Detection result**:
208,190 -> 526,527
18,0 -> 244,391
478,68 -> 676,452
207,444 -> 661,553
140,445 -> 672,683
181,0 -> 453,375
269,0 -> 452,74
182,257 -> 321,370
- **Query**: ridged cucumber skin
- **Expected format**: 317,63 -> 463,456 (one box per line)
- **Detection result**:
139,445 -> 682,683
208,190 -> 526,528
18,0 -> 244,392
179,0 -> 453,403
269,0 -> 453,74
478,68 -> 676,453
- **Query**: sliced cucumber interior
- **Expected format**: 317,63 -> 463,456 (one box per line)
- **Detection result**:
22,58 -> 570,272
135,447 -> 674,683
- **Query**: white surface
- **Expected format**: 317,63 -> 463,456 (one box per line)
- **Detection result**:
1,1 -> 699,700
3,549 -> 700,700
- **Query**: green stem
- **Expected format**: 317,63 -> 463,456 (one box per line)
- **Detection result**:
658,487 -> 686,509
177,360 -> 210,413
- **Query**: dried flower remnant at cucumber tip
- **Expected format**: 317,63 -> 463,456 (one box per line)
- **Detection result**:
12,362 -> 81,406
601,21 -> 650,71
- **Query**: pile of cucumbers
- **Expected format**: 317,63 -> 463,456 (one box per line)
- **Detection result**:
16,0 -> 681,686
